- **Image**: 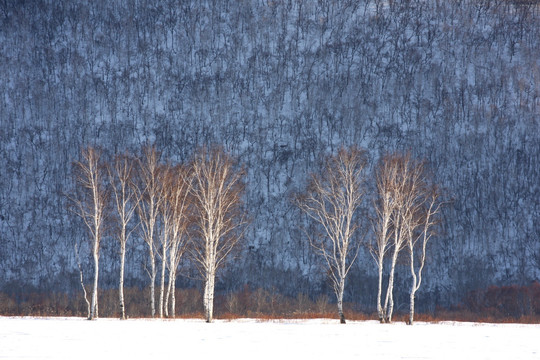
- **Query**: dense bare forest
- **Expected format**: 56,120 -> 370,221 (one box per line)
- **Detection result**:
0,0 -> 539,318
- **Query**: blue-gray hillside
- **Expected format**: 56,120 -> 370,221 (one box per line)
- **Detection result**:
0,0 -> 539,310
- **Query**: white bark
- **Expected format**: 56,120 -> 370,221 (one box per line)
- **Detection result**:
372,196 -> 392,323
337,277 -> 346,324
166,227 -> 187,317
119,242 -> 126,319
204,264 -> 216,323
90,245 -> 99,319
376,258 -> 384,322
171,283 -> 177,317
383,235 -> 401,323
159,229 -> 168,318
149,246 -> 156,318
409,245 -> 418,325
165,263 -> 173,317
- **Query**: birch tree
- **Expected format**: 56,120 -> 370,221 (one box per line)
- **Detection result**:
296,146 -> 367,324
407,185 -> 443,325
164,164 -> 191,318
189,146 -> 247,323
373,152 -> 425,323
371,154 -> 399,323
107,152 -> 140,320
382,154 -> 420,323
135,146 -> 164,318
70,146 -> 107,320
157,163 -> 174,318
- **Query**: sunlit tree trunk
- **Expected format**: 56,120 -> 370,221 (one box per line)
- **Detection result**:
119,241 -> 126,319
204,262 -> 216,323
91,244 -> 99,319
336,276 -> 346,324
159,228 -> 168,318
383,225 -> 402,323
408,248 -> 418,325
149,246 -> 157,318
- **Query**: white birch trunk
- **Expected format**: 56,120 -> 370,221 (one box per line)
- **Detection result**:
159,242 -> 167,318
337,277 -> 346,324
165,270 -> 173,318
119,241 -> 126,320
375,212 -> 391,323
409,249 -> 418,325
149,246 -> 156,318
165,243 -> 181,318
90,242 -> 99,320
204,271 -> 215,323
383,245 -> 400,323
171,281 -> 176,317
74,243 -> 91,319
376,256 -> 384,322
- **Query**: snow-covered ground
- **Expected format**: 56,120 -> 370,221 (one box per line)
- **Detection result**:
1,317 -> 538,359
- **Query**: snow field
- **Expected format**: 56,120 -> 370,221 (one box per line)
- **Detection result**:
1,317 -> 539,359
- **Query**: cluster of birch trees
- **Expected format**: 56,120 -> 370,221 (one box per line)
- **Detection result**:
71,144 -> 441,325
69,145 -> 246,322
296,147 -> 443,325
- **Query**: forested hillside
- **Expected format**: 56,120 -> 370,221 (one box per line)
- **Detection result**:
1,0 -> 539,314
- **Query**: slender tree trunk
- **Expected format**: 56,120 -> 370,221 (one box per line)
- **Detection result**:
171,279 -> 176,318
384,246 -> 399,323
119,241 -> 126,320
337,277 -> 346,324
75,243 -> 91,319
376,255 -> 385,323
90,244 -> 99,320
165,263 -> 175,318
165,274 -> 172,318
149,247 -> 156,318
409,245 -> 418,325
409,276 -> 417,325
204,269 -> 215,323
159,243 -> 167,318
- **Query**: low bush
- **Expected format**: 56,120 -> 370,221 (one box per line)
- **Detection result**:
1,283 -> 539,323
